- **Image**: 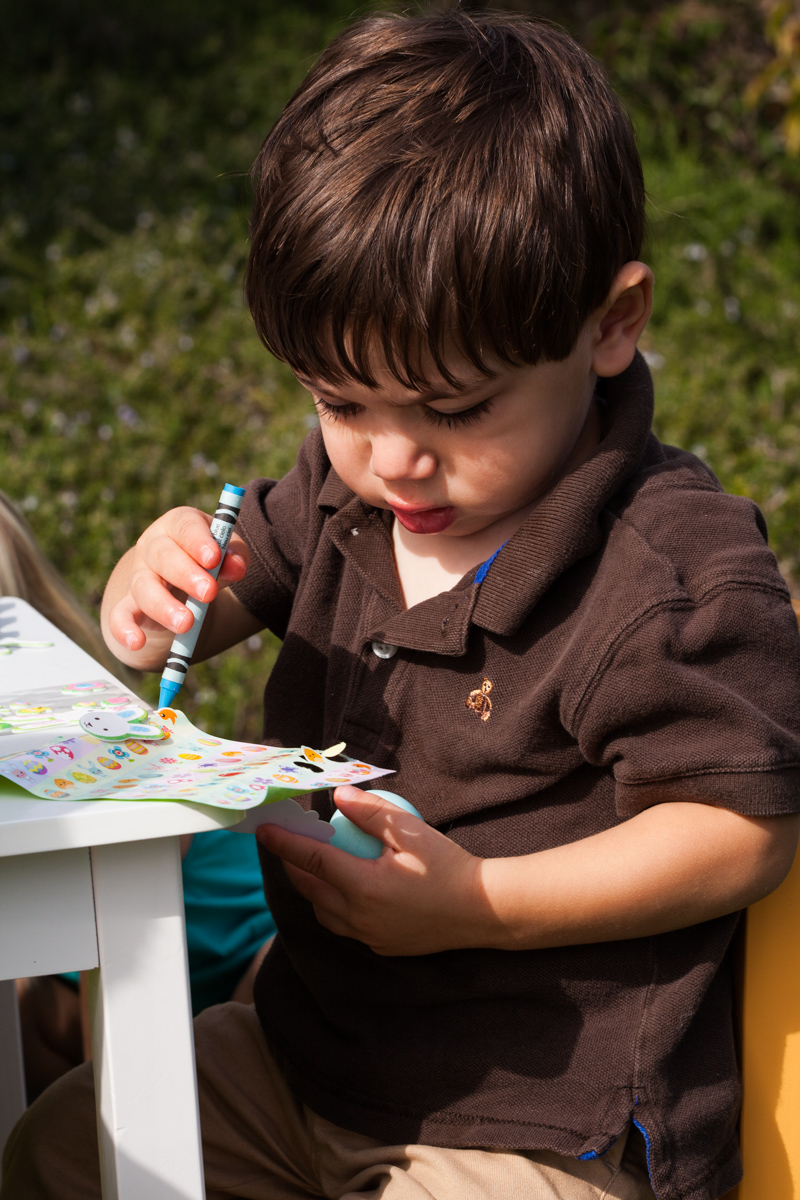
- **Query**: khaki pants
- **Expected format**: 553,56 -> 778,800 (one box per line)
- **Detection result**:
1,1002 -> 655,1200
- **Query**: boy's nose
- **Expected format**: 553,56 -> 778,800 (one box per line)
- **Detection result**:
368,433 -> 437,483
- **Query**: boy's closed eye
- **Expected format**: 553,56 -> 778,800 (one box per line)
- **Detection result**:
312,392 -> 495,429
297,373 -> 498,430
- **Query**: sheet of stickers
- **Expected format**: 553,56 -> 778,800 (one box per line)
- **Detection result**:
0,696 -> 392,809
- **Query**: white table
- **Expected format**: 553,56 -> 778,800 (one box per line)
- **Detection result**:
0,598 -> 248,1198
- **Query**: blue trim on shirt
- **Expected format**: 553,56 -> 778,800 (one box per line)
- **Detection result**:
632,1116 -> 655,1190
474,541 -> 508,584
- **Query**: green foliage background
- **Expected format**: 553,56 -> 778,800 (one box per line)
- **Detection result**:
2,0 -> 799,740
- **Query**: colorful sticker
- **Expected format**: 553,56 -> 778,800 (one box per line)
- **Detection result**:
78,707 -> 167,742
0,638 -> 54,656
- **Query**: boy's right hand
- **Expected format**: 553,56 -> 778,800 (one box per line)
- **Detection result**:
101,507 -> 253,670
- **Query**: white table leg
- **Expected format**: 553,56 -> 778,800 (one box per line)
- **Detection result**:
89,837 -> 205,1200
0,978 -> 26,1177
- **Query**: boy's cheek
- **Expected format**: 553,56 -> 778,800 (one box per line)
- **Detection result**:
318,428 -> 377,500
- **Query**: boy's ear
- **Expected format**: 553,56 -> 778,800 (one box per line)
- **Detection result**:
591,262 -> 654,378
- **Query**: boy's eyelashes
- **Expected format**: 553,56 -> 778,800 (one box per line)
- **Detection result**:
313,397 -> 362,422
312,395 -> 494,429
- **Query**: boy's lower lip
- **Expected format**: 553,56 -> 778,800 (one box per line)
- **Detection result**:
389,505 -> 456,534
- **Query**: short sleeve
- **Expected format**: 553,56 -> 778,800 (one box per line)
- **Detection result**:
231,429 -> 328,637
574,585 -> 800,817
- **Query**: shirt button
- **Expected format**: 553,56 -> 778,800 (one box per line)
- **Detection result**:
371,641 -> 398,660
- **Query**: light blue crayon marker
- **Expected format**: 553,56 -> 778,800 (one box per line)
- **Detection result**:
158,482 -> 246,709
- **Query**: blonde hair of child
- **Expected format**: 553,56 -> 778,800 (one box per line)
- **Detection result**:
0,490 -> 130,678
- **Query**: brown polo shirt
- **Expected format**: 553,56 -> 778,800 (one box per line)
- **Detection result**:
232,352 -> 800,1200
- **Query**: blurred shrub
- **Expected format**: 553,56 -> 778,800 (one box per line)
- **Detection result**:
640,153 -> 800,585
0,0 -> 355,738
746,1 -> 800,154
0,0 -> 352,246
0,202 -> 320,735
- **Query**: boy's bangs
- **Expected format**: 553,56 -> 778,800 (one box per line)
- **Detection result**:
254,248 -> 526,393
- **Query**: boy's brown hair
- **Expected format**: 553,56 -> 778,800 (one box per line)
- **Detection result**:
246,10 -> 645,388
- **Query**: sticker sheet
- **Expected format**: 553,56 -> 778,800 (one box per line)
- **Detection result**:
0,707 -> 393,809
0,680 -> 142,738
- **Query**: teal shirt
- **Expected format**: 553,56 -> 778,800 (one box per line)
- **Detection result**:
63,830 -> 275,1016
182,829 -> 275,1015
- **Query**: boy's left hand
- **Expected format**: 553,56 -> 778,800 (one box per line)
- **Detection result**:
255,787 -> 490,956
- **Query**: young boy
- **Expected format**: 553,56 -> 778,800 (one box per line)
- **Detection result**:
4,12 -> 800,1200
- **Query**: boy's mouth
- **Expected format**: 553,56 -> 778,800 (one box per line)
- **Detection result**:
388,503 -> 456,534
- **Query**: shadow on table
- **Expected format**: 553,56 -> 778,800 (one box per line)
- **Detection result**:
0,600 -> 19,638
99,1141 -> 205,1200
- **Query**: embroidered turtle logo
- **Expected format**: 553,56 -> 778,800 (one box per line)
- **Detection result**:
466,679 -> 493,722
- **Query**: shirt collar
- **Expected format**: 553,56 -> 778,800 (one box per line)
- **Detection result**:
472,351 -> 654,636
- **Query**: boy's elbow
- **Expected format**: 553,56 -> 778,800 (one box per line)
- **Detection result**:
744,812 -> 800,904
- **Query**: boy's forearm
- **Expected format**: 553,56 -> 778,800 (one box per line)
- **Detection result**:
475,802 -> 800,950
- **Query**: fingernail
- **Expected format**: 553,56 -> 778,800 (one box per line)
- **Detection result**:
200,546 -> 215,567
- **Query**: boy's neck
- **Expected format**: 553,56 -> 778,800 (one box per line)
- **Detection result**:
392,396 -> 604,610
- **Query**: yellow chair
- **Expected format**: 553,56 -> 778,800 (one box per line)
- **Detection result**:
733,849 -> 800,1198
725,597 -> 800,1199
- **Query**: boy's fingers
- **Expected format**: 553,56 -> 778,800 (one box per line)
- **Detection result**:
257,823 -> 369,892
142,532 -> 221,605
128,565 -> 199,635
281,861 -> 349,916
217,551 -> 248,582
143,521 -> 248,595
108,589 -> 190,650
333,787 -> 423,852
153,506 -> 223,570
217,534 -> 250,582
107,597 -> 148,650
